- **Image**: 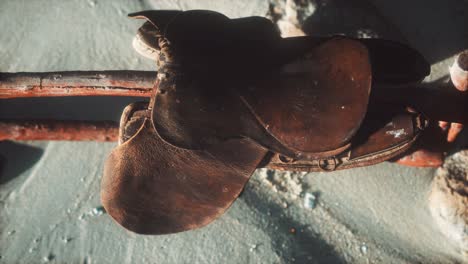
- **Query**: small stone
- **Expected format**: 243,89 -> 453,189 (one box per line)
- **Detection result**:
303,192 -> 317,209
249,244 -> 258,252
90,206 -> 106,216
360,245 -> 368,254
43,254 -> 55,262
78,214 -> 86,221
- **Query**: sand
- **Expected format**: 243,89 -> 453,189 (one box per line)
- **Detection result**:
1,0 -> 467,263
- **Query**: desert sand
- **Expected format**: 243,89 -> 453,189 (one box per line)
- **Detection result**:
1,0 -> 467,263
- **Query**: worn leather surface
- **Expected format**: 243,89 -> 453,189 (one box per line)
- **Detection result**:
102,118 -> 267,234
151,37 -> 373,159
102,10 -> 430,235
240,38 -> 371,157
266,103 -> 425,171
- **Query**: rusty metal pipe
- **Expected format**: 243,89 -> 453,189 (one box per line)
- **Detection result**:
0,71 -> 155,98
0,120 -> 119,141
0,119 -> 449,168
0,70 -> 466,122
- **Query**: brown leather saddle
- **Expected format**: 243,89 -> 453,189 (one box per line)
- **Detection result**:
101,10 -> 430,234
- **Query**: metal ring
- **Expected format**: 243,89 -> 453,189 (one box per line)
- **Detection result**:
318,157 -> 337,171
279,155 -> 294,163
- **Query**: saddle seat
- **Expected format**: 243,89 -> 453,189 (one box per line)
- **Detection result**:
239,37 -> 371,158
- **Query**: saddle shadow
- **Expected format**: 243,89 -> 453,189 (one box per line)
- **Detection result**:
0,141 -> 44,185
301,0 -> 406,42
451,129 -> 468,154
0,96 -> 146,121
367,0 -> 468,64
0,97 -> 142,183
301,0 -> 468,64
241,178 -> 345,263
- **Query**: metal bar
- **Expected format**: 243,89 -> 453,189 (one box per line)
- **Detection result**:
0,120 -> 119,141
395,149 -> 444,167
0,71 -> 155,98
0,119 -> 444,167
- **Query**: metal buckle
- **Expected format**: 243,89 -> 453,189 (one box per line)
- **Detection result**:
318,157 -> 337,171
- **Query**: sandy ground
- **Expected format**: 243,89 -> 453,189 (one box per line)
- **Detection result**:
1,0 -> 467,263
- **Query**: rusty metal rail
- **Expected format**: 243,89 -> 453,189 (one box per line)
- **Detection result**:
0,120 -> 119,142
0,71 -> 155,98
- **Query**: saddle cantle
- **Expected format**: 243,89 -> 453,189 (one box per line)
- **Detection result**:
101,10 -> 430,234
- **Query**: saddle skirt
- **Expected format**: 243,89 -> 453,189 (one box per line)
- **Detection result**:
102,10 -> 430,234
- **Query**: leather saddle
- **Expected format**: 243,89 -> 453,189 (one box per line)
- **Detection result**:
101,10 -> 430,234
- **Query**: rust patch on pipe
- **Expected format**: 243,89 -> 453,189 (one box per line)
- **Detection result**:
0,71 -> 156,98
0,120 -> 119,141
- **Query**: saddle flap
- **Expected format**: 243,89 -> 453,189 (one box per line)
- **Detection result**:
102,119 -> 267,235
263,105 -> 425,172
349,106 -> 420,160
240,38 -> 372,157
